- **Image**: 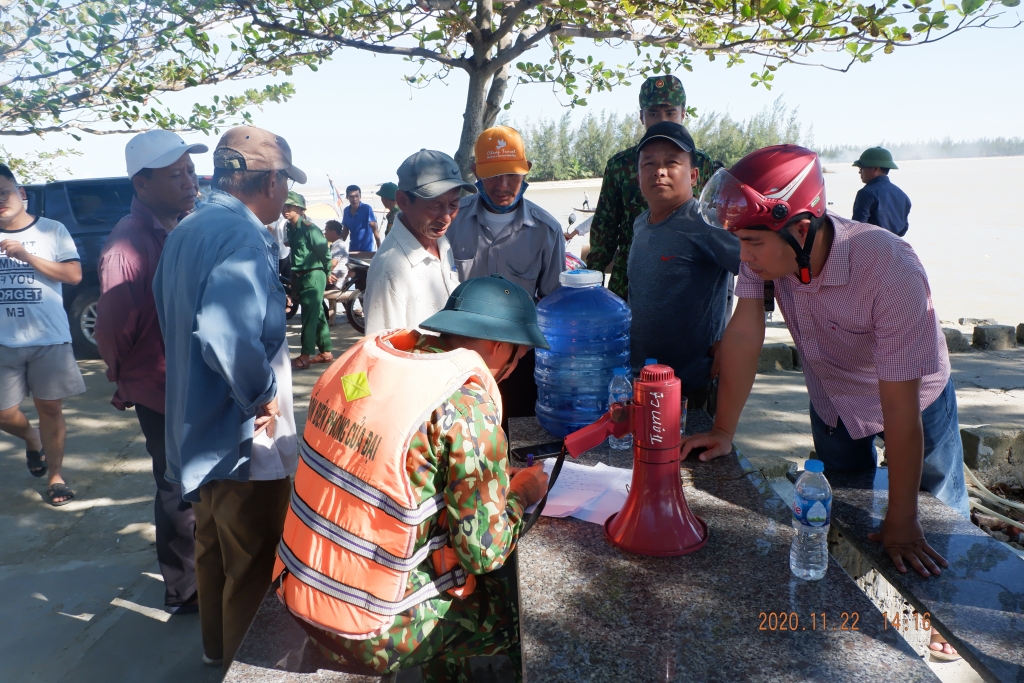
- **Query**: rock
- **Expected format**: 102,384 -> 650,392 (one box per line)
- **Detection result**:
1018,323 -> 1024,344
972,324 -> 1017,350
789,344 -> 802,370
959,317 -> 998,326
991,530 -> 1010,543
758,342 -> 794,373
960,424 -> 1024,485
942,327 -> 971,353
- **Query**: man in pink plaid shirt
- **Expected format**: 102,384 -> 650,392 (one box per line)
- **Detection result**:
684,145 -> 969,606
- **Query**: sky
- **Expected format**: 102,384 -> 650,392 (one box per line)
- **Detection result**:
3,15 -> 1022,189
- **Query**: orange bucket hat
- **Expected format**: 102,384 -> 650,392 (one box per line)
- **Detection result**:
474,126 -> 529,179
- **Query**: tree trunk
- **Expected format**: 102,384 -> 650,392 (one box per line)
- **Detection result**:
454,68 -> 489,183
482,34 -> 513,130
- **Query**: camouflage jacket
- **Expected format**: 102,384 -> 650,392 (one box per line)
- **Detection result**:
384,206 -> 399,237
407,335 -> 524,578
586,143 -> 715,299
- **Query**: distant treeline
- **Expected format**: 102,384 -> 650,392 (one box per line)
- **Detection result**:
819,137 -> 1024,162
510,99 -> 809,181
511,103 -> 1022,181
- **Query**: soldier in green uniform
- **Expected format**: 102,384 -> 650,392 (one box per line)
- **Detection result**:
284,191 -> 333,369
586,74 -> 716,300
375,182 -> 400,237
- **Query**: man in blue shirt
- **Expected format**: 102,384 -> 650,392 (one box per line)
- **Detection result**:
852,147 -> 912,237
154,125 -> 305,670
341,184 -> 379,252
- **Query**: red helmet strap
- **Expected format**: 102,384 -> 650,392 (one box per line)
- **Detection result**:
778,222 -> 818,285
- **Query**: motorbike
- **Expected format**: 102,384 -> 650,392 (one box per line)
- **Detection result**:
339,252 -> 372,334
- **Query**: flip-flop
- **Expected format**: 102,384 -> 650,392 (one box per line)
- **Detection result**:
310,353 -> 334,364
26,448 -> 47,477
46,482 -> 75,507
928,635 -> 961,661
291,357 -> 311,370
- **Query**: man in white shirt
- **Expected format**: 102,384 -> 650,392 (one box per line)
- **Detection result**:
364,149 -> 475,334
323,220 -> 349,325
0,164 -> 86,506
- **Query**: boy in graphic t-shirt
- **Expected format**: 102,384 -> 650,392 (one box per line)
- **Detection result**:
0,164 -> 86,506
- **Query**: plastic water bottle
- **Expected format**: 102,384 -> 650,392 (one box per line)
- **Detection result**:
790,459 -> 832,580
535,270 -> 631,437
607,368 -> 633,450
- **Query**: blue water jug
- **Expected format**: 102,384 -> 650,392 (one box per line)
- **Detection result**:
535,269 -> 631,437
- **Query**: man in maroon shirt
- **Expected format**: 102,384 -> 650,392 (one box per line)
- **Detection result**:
95,130 -> 208,614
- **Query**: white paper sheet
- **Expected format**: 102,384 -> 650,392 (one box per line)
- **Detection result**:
571,463 -> 633,525
525,460 -> 632,523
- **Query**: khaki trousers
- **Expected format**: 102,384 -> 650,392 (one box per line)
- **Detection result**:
193,477 -> 291,668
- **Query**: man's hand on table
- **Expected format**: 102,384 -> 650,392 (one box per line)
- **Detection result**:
868,513 -> 949,578
680,427 -> 733,462
509,463 -> 549,507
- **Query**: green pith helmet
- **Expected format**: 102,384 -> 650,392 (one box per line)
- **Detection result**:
420,275 -> 550,349
852,147 -> 898,170
376,182 -> 398,200
285,190 -> 306,209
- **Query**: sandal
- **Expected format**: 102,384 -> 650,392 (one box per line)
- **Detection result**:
291,356 -> 311,370
928,632 -> 961,661
27,448 -> 47,477
46,482 -> 75,507
310,352 -> 334,364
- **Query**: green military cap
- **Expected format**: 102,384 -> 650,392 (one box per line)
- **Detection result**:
639,74 -> 686,109
285,190 -> 306,209
852,147 -> 898,170
375,182 -> 398,200
420,275 -> 550,349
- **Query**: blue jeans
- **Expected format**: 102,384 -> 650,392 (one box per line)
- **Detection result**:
809,378 -> 969,518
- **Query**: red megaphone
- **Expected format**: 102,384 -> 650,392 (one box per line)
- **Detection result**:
564,364 -> 708,556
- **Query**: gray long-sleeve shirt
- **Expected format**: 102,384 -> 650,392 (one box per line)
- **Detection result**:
627,198 -> 740,390
447,194 -> 565,299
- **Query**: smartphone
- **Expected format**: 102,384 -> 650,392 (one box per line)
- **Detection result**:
509,440 -> 564,464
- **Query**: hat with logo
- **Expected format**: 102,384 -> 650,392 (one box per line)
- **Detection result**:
852,147 -> 898,170
639,74 -> 687,110
285,191 -> 306,209
214,126 -> 307,184
125,130 -> 208,179
397,149 -> 476,199
636,121 -> 696,159
474,126 -> 530,179
375,182 -> 399,200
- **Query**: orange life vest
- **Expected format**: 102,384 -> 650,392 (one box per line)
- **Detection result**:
273,329 -> 502,640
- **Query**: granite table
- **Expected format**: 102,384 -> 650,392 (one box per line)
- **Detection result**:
824,468 -> 1024,683
510,414 -> 941,683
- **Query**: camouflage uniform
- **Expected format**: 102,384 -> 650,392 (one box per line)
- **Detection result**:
310,335 -> 525,683
384,206 -> 399,237
586,75 -> 717,300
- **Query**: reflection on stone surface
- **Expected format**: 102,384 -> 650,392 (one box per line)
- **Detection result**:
823,467 -> 1024,682
511,416 -> 941,683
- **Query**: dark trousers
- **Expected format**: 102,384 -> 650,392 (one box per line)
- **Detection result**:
809,378 -> 969,518
499,349 -> 537,435
193,477 -> 291,667
135,404 -> 197,606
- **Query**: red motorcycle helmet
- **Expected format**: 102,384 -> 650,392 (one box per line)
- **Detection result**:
699,145 -> 827,283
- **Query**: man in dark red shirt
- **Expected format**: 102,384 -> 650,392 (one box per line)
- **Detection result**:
95,130 -> 208,615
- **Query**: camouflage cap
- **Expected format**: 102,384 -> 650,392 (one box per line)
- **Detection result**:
639,74 -> 686,109
285,190 -> 306,209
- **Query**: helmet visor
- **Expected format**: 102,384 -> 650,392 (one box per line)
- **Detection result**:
698,168 -> 754,231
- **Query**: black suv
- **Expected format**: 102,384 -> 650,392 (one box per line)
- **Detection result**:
23,176 -> 211,359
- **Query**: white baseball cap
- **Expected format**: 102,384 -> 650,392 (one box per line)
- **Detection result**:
125,130 -> 209,178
